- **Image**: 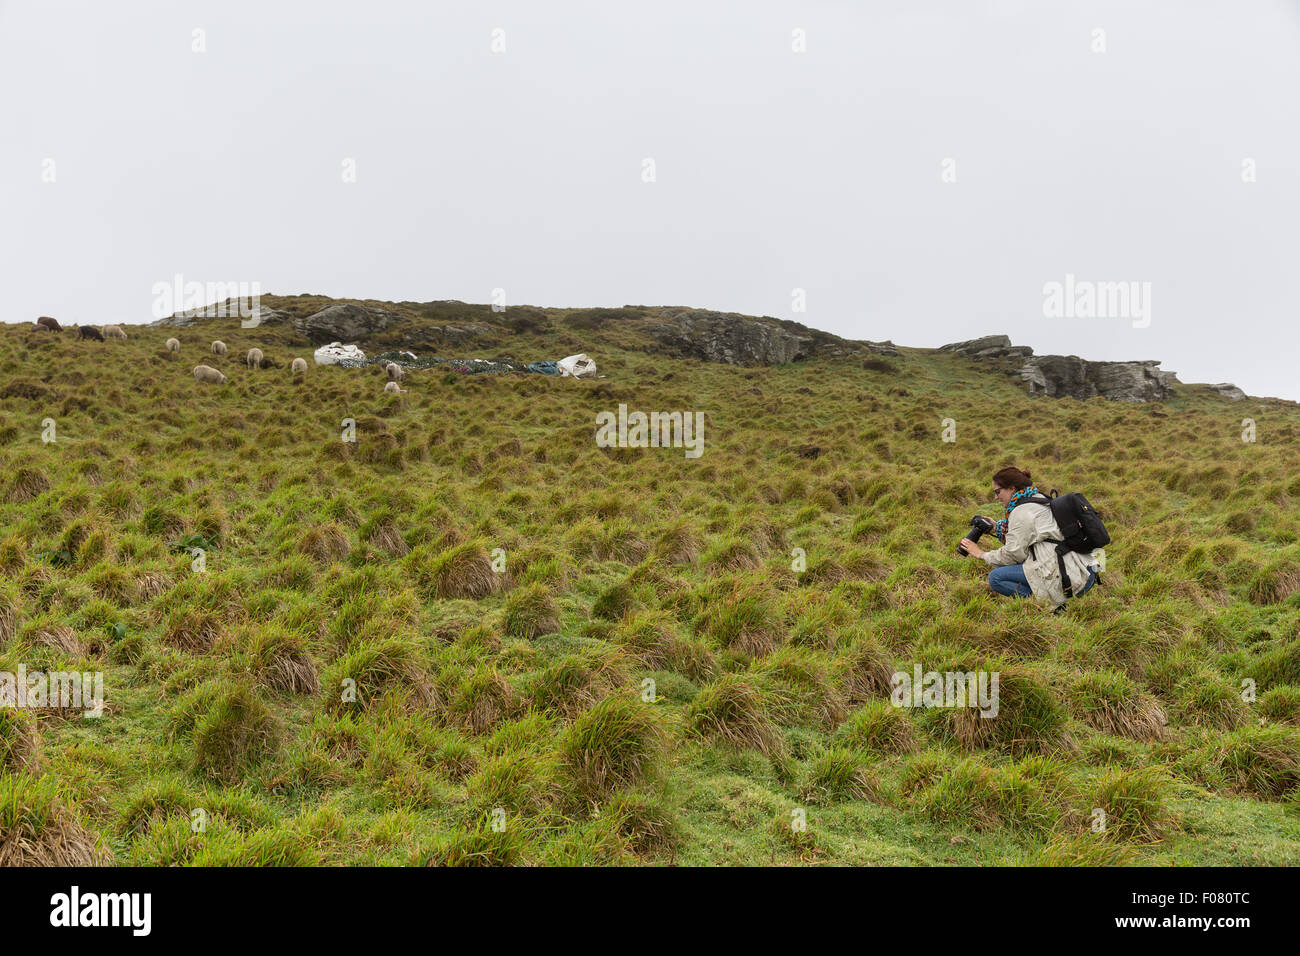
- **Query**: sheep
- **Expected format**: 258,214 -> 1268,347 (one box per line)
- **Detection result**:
193,365 -> 228,385
385,362 -> 405,381
78,325 -> 105,341
246,348 -> 264,369
103,325 -> 127,340
290,358 -> 308,374
166,337 -> 181,353
35,316 -> 62,333
383,381 -> 403,395
211,340 -> 228,355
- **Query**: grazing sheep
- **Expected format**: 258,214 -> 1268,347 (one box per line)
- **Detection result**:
385,362 -> 405,381
78,325 -> 105,341
211,340 -> 227,355
166,337 -> 181,353
193,364 -> 228,385
246,348 -> 264,369
384,381 -> 403,394
103,325 -> 127,340
35,316 -> 62,333
290,358 -> 308,374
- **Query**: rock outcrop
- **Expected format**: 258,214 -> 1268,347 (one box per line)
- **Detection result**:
646,310 -> 814,366
293,303 -> 394,343
1207,383 -> 1246,401
241,305 -> 291,327
940,335 -> 1034,361
1019,355 -> 1178,403
154,301 -> 291,328
940,334 -> 1179,402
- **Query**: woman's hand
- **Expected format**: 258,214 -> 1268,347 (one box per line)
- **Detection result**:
960,538 -> 985,559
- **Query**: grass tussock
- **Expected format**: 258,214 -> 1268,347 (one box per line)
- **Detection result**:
410,542 -> 500,600
685,675 -> 782,756
170,681 -> 283,783
0,708 -> 41,774
561,695 -> 666,800
799,747 -> 880,804
1068,670 -> 1168,741
0,774 -> 110,865
503,583 -> 560,640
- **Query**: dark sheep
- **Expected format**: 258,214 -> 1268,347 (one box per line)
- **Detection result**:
78,325 -> 105,341
35,316 -> 62,333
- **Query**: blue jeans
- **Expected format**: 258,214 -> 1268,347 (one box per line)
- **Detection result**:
988,565 -> 1097,599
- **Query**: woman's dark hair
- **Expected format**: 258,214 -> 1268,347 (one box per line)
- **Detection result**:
992,466 -> 1034,491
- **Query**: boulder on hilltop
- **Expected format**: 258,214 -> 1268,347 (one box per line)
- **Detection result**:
939,335 -> 1034,360
293,303 -> 394,343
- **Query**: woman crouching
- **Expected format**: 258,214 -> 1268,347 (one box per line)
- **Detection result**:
960,466 -> 1099,611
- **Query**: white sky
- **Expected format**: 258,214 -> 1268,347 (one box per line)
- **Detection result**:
2,0 -> 1297,399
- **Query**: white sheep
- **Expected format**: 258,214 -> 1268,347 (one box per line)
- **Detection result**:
246,348 -> 264,369
193,365 -> 228,385
211,340 -> 227,355
165,337 -> 181,353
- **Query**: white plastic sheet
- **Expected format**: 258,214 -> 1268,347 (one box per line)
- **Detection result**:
557,353 -> 597,378
314,342 -> 367,365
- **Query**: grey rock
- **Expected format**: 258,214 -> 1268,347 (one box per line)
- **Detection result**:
940,334 -> 1012,354
941,334 -> 1033,361
152,300 -> 289,328
1019,355 -> 1179,402
865,340 -> 900,356
647,309 -> 813,366
241,305 -> 290,327
1208,383 -> 1247,401
293,303 -> 393,343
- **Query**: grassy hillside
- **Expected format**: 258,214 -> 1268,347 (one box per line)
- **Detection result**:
2,299 -> 1299,866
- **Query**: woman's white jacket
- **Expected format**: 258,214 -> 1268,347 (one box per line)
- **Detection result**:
981,501 -> 1100,606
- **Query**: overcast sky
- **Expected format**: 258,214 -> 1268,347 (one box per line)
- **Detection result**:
3,0 -> 1297,399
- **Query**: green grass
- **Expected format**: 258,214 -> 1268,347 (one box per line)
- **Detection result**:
2,295 -> 1299,865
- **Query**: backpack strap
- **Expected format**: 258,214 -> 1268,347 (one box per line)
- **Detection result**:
1056,544 -> 1074,599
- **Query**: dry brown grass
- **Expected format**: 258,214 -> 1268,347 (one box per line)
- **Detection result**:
0,781 -> 110,866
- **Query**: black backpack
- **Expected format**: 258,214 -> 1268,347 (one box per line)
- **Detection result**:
1024,490 -> 1111,598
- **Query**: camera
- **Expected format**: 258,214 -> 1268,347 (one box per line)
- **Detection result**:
956,515 -> 996,556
